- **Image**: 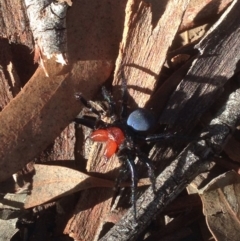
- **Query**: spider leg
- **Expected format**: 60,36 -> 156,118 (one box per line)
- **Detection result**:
75,93 -> 103,117
135,148 -> 156,193
121,74 -> 128,119
118,150 -> 138,220
114,161 -> 128,191
137,132 -> 196,143
125,157 -> 138,220
136,133 -> 176,142
102,86 -> 117,121
74,116 -> 96,129
75,115 -> 107,129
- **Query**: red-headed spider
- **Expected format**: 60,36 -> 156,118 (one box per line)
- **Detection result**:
75,78 -> 175,219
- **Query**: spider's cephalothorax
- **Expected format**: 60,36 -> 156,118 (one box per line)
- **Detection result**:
75,79 -> 174,219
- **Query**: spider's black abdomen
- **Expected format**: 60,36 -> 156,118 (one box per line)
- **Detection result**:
127,108 -> 156,132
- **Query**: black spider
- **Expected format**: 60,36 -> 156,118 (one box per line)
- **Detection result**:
75,78 -> 175,219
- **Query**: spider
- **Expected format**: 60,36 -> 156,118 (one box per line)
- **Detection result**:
75,78 -> 176,219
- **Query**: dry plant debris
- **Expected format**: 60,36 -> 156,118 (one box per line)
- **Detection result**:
24,0 -> 70,70
200,171 -> 240,241
24,164 -> 150,209
0,0 -> 240,241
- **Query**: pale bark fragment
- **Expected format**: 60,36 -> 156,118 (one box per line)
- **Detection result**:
0,218 -> 19,240
24,0 -> 69,68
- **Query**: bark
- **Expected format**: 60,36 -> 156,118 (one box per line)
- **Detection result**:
159,0 -> 240,129
0,0 -> 123,182
64,1 -> 190,240
0,0 -> 33,47
1,0 -> 239,240
24,0 -> 69,66
180,0 -> 233,32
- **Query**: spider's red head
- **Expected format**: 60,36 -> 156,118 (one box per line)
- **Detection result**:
90,127 -> 125,159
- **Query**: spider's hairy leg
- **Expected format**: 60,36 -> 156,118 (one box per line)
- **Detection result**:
75,93 -> 103,117
143,132 -> 195,143
125,157 -> 138,220
118,150 -> 138,220
121,74 -> 128,119
74,116 -> 97,129
74,114 -> 108,130
102,86 -> 117,121
114,161 -> 128,191
136,147 -> 156,193
146,133 -> 177,142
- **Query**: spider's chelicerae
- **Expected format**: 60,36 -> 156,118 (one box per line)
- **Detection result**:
75,78 -> 175,219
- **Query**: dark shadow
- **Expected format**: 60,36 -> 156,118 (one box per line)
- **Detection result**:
124,63 -> 159,79
145,0 -> 169,28
193,0 -> 230,28
158,74 -> 229,131
10,43 -> 38,86
0,39 -> 29,98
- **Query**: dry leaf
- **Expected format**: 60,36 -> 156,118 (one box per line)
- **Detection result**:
200,171 -> 240,241
24,164 -> 117,208
25,164 -> 151,209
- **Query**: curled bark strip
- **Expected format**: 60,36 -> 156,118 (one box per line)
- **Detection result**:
159,0 -> 240,129
24,0 -> 69,68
